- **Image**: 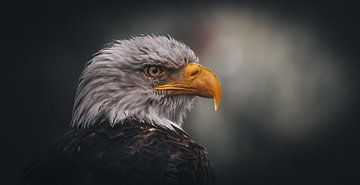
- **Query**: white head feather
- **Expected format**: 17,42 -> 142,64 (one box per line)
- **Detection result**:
71,35 -> 199,130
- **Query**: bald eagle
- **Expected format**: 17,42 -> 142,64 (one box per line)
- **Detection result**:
21,35 -> 222,185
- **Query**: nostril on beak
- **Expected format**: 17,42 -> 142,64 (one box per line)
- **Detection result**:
190,69 -> 200,78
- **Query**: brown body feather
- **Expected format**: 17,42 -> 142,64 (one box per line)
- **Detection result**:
21,118 -> 215,185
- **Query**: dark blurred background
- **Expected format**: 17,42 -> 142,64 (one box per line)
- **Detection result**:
2,1 -> 360,185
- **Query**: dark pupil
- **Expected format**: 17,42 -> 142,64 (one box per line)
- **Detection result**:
151,67 -> 158,75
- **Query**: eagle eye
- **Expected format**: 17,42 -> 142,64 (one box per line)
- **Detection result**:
144,66 -> 165,78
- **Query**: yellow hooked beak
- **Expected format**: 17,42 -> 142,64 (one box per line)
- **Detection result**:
154,63 -> 222,111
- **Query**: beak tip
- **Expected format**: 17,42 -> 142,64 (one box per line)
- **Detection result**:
214,97 -> 220,111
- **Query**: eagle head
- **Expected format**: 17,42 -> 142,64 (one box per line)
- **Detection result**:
71,35 -> 221,129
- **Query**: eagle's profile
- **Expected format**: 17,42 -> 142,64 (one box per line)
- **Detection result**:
21,35 -> 222,185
